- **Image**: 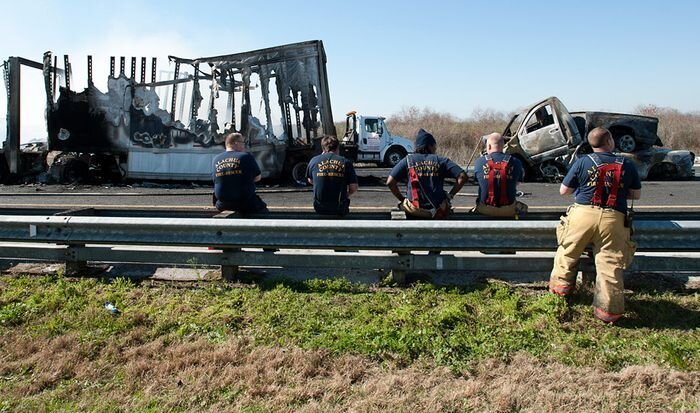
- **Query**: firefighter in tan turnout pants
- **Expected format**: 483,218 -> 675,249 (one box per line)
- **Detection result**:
549,127 -> 641,323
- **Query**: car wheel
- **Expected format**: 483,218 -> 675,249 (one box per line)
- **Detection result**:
290,160 -> 309,186
615,134 -> 637,152
384,147 -> 407,168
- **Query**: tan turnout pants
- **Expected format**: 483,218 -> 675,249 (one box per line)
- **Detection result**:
472,201 -> 529,218
549,204 -> 636,322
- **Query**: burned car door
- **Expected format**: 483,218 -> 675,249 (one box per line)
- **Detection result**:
516,97 -> 582,162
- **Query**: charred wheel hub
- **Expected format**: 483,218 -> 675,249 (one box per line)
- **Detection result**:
616,134 -> 637,152
539,161 -> 565,183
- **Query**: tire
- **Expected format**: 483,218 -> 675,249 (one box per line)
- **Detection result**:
647,162 -> 678,181
615,134 -> 636,153
0,156 -> 9,184
61,159 -> 89,183
538,161 -> 565,183
383,147 -> 407,168
290,160 -> 309,187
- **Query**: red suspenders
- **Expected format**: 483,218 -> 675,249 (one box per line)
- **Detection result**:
407,156 -> 449,218
408,159 -> 422,209
485,154 -> 511,207
588,154 -> 624,208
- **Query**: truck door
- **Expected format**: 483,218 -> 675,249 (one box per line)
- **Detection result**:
360,117 -> 381,152
516,99 -> 569,159
551,98 -> 582,147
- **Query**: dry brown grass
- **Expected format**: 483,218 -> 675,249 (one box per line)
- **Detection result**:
635,105 -> 700,154
386,106 -> 511,165
2,331 -> 698,412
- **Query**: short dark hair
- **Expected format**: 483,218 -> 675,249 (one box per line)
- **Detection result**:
321,136 -> 339,152
225,132 -> 244,148
588,127 -> 612,148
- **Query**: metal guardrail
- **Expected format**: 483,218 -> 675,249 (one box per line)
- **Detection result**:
0,212 -> 698,280
2,206 -> 700,221
0,215 -> 699,251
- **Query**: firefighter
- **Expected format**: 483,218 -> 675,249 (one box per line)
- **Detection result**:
472,133 -> 527,217
212,132 -> 268,214
549,127 -> 641,323
387,129 -> 467,219
306,136 -> 359,216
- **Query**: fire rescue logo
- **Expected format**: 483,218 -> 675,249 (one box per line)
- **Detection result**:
586,166 -> 626,189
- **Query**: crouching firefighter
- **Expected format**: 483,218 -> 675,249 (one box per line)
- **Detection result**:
387,129 -> 467,219
473,133 -> 528,218
549,127 -> 641,323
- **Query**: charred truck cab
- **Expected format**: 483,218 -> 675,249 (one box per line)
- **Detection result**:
4,41 -> 335,184
502,96 -> 695,181
502,97 -> 582,181
341,111 -> 413,167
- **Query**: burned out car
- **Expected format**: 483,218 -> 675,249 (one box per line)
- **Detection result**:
502,97 -> 695,181
571,111 -> 662,153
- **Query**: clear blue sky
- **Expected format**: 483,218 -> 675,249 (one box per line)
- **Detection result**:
2,0 -> 699,139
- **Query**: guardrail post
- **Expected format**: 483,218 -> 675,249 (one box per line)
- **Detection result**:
221,248 -> 240,281
214,211 -> 241,281
388,251 -> 410,285
64,244 -> 87,275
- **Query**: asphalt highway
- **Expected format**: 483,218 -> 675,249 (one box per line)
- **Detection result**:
0,167 -> 698,213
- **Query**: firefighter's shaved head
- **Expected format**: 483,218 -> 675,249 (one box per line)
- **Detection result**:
224,132 -> 244,150
486,133 -> 505,154
588,127 -> 613,149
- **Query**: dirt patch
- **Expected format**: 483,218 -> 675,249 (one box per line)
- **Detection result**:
1,333 -> 697,412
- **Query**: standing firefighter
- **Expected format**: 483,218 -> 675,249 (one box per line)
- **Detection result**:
549,127 -> 641,323
387,129 -> 467,219
473,133 -> 527,217
306,136 -> 359,216
212,132 -> 268,214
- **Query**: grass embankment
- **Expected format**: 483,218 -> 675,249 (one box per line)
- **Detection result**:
1,275 -> 698,412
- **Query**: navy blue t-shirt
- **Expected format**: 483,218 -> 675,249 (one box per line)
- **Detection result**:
306,153 -> 358,212
474,153 -> 524,206
212,150 -> 261,203
563,152 -> 641,213
389,154 -> 465,209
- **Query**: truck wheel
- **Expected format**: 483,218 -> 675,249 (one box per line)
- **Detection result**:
615,134 -> 636,153
61,159 -> 90,183
383,147 -> 407,168
0,157 -> 9,183
538,161 -> 565,183
290,160 -> 309,187
648,162 -> 678,180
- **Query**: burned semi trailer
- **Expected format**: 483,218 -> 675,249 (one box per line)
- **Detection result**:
4,40 -> 334,183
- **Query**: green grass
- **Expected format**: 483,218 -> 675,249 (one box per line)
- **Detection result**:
1,275 -> 698,372
2,274 -> 698,411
